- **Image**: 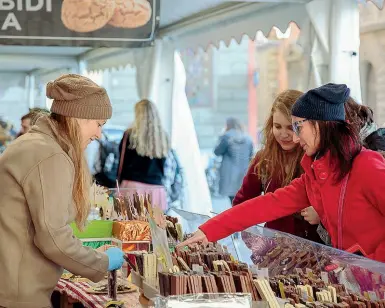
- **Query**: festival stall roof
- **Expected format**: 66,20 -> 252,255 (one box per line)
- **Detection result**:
0,0 -> 316,76
1,0 -> 383,76
0,0 -> 236,74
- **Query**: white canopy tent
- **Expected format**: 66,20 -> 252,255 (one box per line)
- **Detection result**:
0,0 -> 383,217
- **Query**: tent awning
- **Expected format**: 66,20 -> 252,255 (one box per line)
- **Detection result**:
162,2 -> 308,51
0,0 -> 384,74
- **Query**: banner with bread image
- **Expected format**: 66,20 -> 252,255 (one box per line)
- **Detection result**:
0,0 -> 159,47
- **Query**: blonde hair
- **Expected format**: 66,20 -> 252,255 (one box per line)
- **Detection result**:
45,113 -> 91,230
255,89 -> 304,187
128,99 -> 170,159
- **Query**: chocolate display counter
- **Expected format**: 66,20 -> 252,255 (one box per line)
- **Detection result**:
128,216 -> 385,308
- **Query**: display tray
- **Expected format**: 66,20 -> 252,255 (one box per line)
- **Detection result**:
164,211 -> 385,303
131,270 -> 144,290
234,225 -> 385,297
70,220 -> 114,239
143,280 -> 159,300
130,271 -> 159,300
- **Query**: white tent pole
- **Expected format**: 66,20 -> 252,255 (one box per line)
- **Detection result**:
27,74 -> 35,109
329,0 -> 361,103
78,60 -> 88,75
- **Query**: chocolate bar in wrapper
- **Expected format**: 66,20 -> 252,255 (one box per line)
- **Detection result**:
112,221 -> 150,241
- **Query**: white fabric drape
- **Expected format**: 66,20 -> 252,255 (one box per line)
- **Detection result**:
329,0 -> 361,102
171,51 -> 213,216
300,0 -> 361,103
134,41 -> 212,219
134,40 -> 174,135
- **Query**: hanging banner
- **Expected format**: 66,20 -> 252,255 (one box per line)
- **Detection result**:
0,0 -> 159,47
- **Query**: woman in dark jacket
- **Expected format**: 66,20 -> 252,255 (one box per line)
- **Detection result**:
214,117 -> 254,203
118,99 -> 170,211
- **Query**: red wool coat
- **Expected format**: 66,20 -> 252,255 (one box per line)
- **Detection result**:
233,157 -> 321,242
200,148 -> 385,262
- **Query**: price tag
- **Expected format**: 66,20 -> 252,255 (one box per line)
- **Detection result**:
256,268 -> 269,279
368,291 -> 378,301
250,265 -> 259,275
295,268 -> 304,275
306,268 -> 314,278
192,264 -> 204,274
301,289 -> 309,301
321,272 -> 329,284
278,281 -> 286,299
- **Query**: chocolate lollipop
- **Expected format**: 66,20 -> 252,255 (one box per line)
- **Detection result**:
107,270 -> 117,300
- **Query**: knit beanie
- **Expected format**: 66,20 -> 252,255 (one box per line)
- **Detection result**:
47,74 -> 112,120
291,83 -> 350,122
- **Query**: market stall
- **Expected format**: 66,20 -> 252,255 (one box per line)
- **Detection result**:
57,183 -> 385,308
126,217 -> 385,308
1,0 -> 384,219
53,184 -> 184,307
1,1 -> 385,306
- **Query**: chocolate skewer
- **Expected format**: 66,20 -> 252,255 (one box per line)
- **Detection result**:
107,270 -> 117,300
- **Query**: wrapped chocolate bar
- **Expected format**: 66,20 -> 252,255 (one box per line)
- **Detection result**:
112,220 -> 151,241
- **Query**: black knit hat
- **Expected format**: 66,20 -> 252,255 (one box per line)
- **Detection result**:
292,83 -> 350,122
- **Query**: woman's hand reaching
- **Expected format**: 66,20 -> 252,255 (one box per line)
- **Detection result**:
176,229 -> 209,248
301,206 -> 320,225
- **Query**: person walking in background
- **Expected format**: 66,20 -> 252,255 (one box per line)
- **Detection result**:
233,90 -> 321,243
345,99 -> 385,153
17,107 -> 50,137
214,117 -> 254,204
118,99 -> 170,211
163,148 -> 185,208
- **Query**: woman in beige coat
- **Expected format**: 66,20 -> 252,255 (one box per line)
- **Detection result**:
0,74 -> 124,308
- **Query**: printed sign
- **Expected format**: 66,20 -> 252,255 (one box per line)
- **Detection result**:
0,0 -> 159,47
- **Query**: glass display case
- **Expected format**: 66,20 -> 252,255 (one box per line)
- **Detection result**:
168,208 -> 385,299
233,226 -> 385,299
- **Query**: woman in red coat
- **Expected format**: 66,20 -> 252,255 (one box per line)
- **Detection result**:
180,83 -> 385,262
233,89 -> 320,242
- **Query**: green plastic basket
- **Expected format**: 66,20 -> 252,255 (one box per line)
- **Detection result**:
70,220 -> 113,239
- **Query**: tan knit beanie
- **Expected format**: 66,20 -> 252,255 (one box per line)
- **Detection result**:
47,74 -> 112,120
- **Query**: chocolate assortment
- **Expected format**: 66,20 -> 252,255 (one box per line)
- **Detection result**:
130,241 -> 384,308
267,271 -> 385,308
128,251 -> 158,287
154,244 -> 260,301
165,216 -> 183,245
129,230 -> 385,308
250,237 -> 332,277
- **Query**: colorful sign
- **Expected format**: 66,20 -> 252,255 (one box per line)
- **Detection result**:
0,0 -> 159,47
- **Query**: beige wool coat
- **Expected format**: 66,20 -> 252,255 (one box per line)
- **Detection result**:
0,117 -> 108,308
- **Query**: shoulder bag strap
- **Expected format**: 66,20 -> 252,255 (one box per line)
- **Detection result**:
337,173 -> 350,250
117,131 -> 129,182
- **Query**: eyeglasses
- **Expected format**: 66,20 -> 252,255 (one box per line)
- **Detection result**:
292,119 -> 308,136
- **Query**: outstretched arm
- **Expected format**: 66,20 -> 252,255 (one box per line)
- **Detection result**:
201,175 -> 310,242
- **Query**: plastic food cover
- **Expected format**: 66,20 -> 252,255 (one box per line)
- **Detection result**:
171,209 -> 385,299
235,226 -> 385,298
154,293 -> 259,308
